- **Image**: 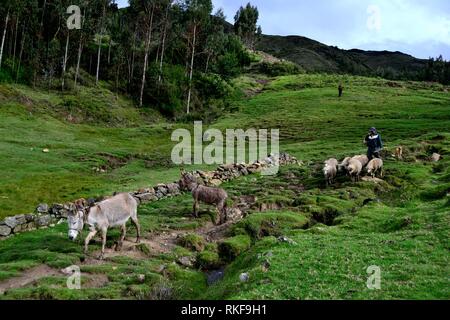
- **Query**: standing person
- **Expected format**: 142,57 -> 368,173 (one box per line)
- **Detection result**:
364,127 -> 383,160
338,83 -> 344,97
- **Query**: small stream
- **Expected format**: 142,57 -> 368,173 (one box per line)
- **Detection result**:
205,267 -> 225,286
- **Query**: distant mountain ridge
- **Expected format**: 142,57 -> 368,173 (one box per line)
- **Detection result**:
256,34 -> 427,78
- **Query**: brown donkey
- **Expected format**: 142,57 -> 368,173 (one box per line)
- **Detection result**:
179,171 -> 228,225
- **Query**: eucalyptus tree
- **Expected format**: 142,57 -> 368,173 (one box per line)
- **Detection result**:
234,2 -> 260,49
93,0 -> 113,85
72,0 -> 92,88
157,0 -> 173,82
183,0 -> 212,114
0,1 -> 11,69
203,8 -> 226,73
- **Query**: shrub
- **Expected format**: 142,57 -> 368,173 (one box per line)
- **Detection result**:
0,58 -> 30,84
141,63 -> 186,118
259,61 -> 302,77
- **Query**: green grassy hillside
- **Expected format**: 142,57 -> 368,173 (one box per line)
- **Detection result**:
0,83 -> 206,218
257,35 -> 427,77
0,74 -> 449,300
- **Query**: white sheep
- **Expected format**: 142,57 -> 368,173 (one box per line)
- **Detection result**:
338,157 -> 352,173
347,158 -> 362,182
352,154 -> 369,168
323,158 -> 338,186
367,158 -> 383,178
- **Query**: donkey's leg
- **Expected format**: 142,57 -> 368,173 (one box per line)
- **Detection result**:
193,200 -> 199,218
99,227 -> 108,260
213,207 -> 220,226
130,216 -> 141,243
84,228 -> 98,254
117,224 -> 126,251
218,200 -> 227,225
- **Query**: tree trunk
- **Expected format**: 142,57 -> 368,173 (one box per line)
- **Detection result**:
96,4 -> 106,85
155,40 -> 160,64
139,7 -> 154,107
0,9 -> 10,69
115,62 -> 120,96
205,52 -> 211,73
107,38 -> 111,64
130,25 -> 136,84
74,34 -> 83,87
7,15 -> 12,57
15,24 -> 24,82
12,15 -> 18,70
74,8 -> 85,88
41,0 -> 47,27
158,3 -> 170,83
61,33 -> 70,90
96,39 -> 101,85
186,22 -> 197,115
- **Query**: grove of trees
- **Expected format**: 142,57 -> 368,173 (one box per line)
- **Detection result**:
422,55 -> 450,85
0,0 -> 261,120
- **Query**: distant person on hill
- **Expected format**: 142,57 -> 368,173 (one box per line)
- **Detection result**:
364,127 -> 383,159
338,83 -> 344,97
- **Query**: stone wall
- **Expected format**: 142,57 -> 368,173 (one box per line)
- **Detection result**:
0,153 -> 300,239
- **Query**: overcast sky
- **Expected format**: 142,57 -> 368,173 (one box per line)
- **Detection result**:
116,0 -> 450,60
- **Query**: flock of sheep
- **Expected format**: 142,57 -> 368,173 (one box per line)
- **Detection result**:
323,154 -> 383,186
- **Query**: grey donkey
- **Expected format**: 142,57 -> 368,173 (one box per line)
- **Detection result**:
179,171 -> 228,225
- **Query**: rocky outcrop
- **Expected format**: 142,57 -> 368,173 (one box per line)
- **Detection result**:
0,153 -> 300,239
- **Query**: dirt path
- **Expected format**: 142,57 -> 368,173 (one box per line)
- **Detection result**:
0,264 -> 111,294
0,265 -> 61,295
90,219 -> 237,261
1,201 -> 254,291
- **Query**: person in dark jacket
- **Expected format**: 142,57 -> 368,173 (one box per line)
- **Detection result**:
364,127 -> 383,160
338,83 -> 344,97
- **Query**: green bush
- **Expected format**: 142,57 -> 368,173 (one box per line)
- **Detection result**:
142,63 -> 186,118
0,58 -> 30,84
214,35 -> 251,78
259,61 -> 302,77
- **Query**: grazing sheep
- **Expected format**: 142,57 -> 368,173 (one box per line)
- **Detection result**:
367,158 -> 384,178
347,158 -> 363,182
323,158 -> 338,186
352,154 -> 369,167
338,157 -> 352,173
